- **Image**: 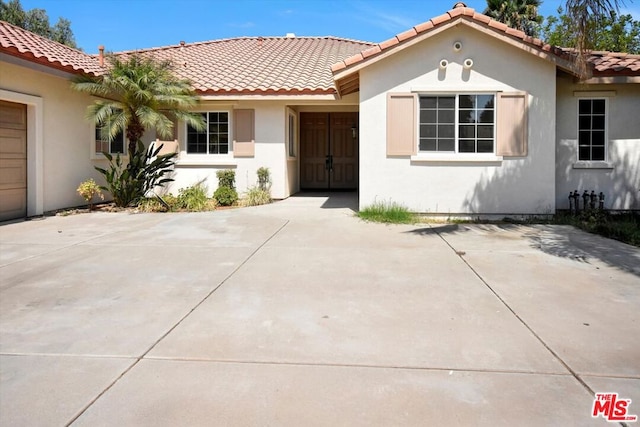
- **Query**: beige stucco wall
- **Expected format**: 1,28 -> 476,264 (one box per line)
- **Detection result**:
359,25 -> 557,215
555,77 -> 640,210
168,96 -> 360,200
1,59 -> 106,213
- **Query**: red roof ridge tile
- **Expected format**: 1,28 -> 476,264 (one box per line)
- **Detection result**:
112,35 -> 373,56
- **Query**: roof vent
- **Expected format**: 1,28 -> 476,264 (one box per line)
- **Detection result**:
453,2 -> 466,8
285,33 -> 296,38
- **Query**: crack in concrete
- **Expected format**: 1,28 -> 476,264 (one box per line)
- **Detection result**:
64,219 -> 290,426
431,228 -> 628,424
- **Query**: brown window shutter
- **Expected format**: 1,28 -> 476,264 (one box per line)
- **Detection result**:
233,109 -> 255,157
387,93 -> 417,156
497,92 -> 528,157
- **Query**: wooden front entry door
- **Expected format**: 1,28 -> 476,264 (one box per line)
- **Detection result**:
300,112 -> 358,190
0,100 -> 27,221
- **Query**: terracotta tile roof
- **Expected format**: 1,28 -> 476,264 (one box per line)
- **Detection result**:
563,49 -> 640,75
330,4 -> 640,83
0,20 -> 103,75
117,36 -> 374,95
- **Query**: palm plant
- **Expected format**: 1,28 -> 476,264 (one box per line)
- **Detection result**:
565,0 -> 627,78
484,0 -> 543,37
71,53 -> 204,156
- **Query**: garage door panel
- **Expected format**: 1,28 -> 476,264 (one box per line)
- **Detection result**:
0,188 -> 27,221
0,100 -> 27,221
0,158 -> 26,190
0,101 -> 27,130
0,128 -> 28,158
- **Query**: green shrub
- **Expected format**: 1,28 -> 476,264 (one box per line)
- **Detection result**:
257,167 -> 271,190
358,200 -> 416,224
214,186 -> 238,206
76,178 -> 104,210
241,187 -> 271,207
95,141 -> 176,207
216,169 -> 236,188
177,183 -> 209,211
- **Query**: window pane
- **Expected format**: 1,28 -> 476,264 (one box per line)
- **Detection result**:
593,99 -> 605,114
592,131 -> 605,145
219,144 -> 229,154
477,95 -> 494,109
477,140 -> 493,153
420,124 -> 436,138
420,97 -> 437,108
459,125 -> 475,138
111,132 -> 124,154
438,97 -> 455,108
219,112 -> 229,122
438,109 -> 455,123
578,131 -> 591,145
420,138 -> 437,151
477,125 -> 493,139
439,139 -> 455,151
579,147 -> 591,161
578,116 -> 591,130
592,146 -> 605,161
592,115 -> 605,130
459,139 -> 475,152
459,95 -> 474,109
478,110 -> 494,123
459,110 -> 475,123
579,100 -> 591,114
420,110 -> 437,123
438,124 -> 454,138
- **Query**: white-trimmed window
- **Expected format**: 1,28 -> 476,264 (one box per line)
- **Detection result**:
287,111 -> 296,158
419,94 -> 495,153
95,125 -> 125,155
578,99 -> 606,161
187,112 -> 229,154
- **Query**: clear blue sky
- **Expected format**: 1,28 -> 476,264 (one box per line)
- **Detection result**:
20,0 -> 640,53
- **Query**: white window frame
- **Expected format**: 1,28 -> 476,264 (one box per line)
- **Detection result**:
416,92 -> 497,158
576,97 -> 608,163
92,122 -> 126,158
287,109 -> 297,158
186,110 -> 232,156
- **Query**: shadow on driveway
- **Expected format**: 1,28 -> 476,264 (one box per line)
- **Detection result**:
405,223 -> 640,277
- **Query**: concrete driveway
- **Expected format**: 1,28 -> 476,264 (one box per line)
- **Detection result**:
1,193 -> 639,426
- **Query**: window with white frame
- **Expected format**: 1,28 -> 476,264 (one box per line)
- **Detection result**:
287,111 -> 296,157
578,99 -> 606,161
95,124 -> 125,155
187,112 -> 229,154
419,94 -> 495,153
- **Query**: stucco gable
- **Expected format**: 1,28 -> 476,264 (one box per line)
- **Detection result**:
332,4 -> 640,95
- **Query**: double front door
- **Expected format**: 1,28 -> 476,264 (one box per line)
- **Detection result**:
300,112 -> 358,190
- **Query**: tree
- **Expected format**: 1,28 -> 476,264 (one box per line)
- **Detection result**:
543,7 -> 640,53
51,17 -> 77,48
564,0 -> 629,77
484,0 -> 543,37
0,0 -> 77,48
71,54 -> 205,156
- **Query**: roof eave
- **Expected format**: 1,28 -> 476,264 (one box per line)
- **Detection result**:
0,47 -> 102,76
333,15 -> 583,91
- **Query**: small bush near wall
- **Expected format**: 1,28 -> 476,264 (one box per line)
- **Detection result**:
177,183 -> 209,211
241,187 -> 271,207
214,169 -> 238,206
216,170 -> 236,189
214,186 -> 238,206
76,179 -> 104,210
